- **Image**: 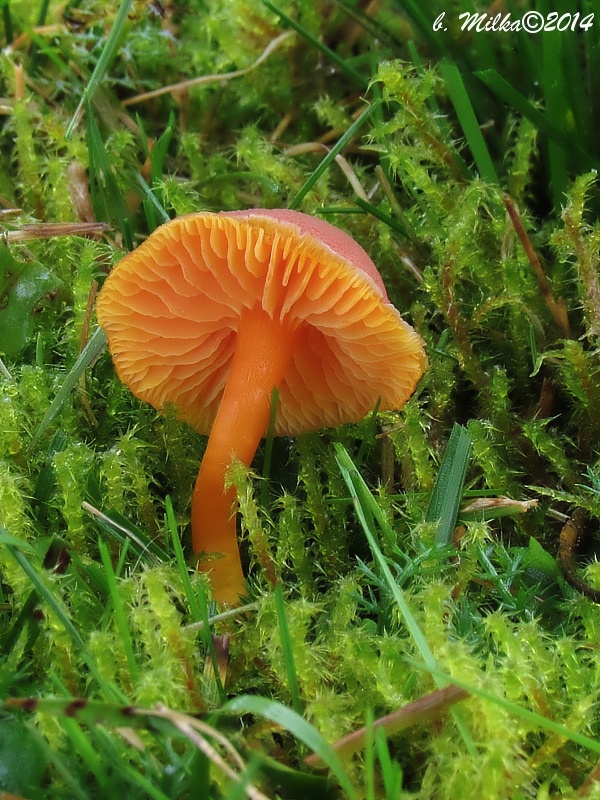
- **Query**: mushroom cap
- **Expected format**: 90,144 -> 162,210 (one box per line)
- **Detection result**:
96,209 -> 427,436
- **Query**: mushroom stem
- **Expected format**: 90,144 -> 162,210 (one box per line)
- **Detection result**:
192,305 -> 298,604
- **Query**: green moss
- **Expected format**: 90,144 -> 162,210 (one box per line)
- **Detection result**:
53,442 -> 96,550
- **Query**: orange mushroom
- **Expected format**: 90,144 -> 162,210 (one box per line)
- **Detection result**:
96,209 -> 427,604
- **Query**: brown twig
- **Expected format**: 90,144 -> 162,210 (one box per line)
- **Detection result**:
304,684 -> 469,767
123,32 -> 293,107
3,221 -> 109,242
139,705 -> 271,800
503,195 -> 571,338
558,509 -> 600,603
578,760 -> 600,796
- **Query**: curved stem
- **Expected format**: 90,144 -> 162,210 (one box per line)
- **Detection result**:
192,305 -> 298,604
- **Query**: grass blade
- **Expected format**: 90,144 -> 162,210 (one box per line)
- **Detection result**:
334,444 -> 437,668
135,173 -> 170,229
353,197 -> 415,243
273,585 -> 302,715
165,496 -> 203,623
66,0 -> 134,138
390,0 -> 450,59
425,423 -> 472,545
97,538 -> 139,684
261,0 -> 367,88
541,31 -> 568,208
439,62 -> 498,184
86,106 -> 134,249
412,661 -> 600,756
288,102 -> 378,209
6,543 -> 125,701
83,502 -> 168,565
334,443 -> 476,755
61,718 -> 110,791
32,326 -> 107,445
220,694 -> 357,799
475,68 -> 598,172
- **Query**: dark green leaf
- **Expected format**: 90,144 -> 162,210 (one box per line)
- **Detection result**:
0,245 -> 62,357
